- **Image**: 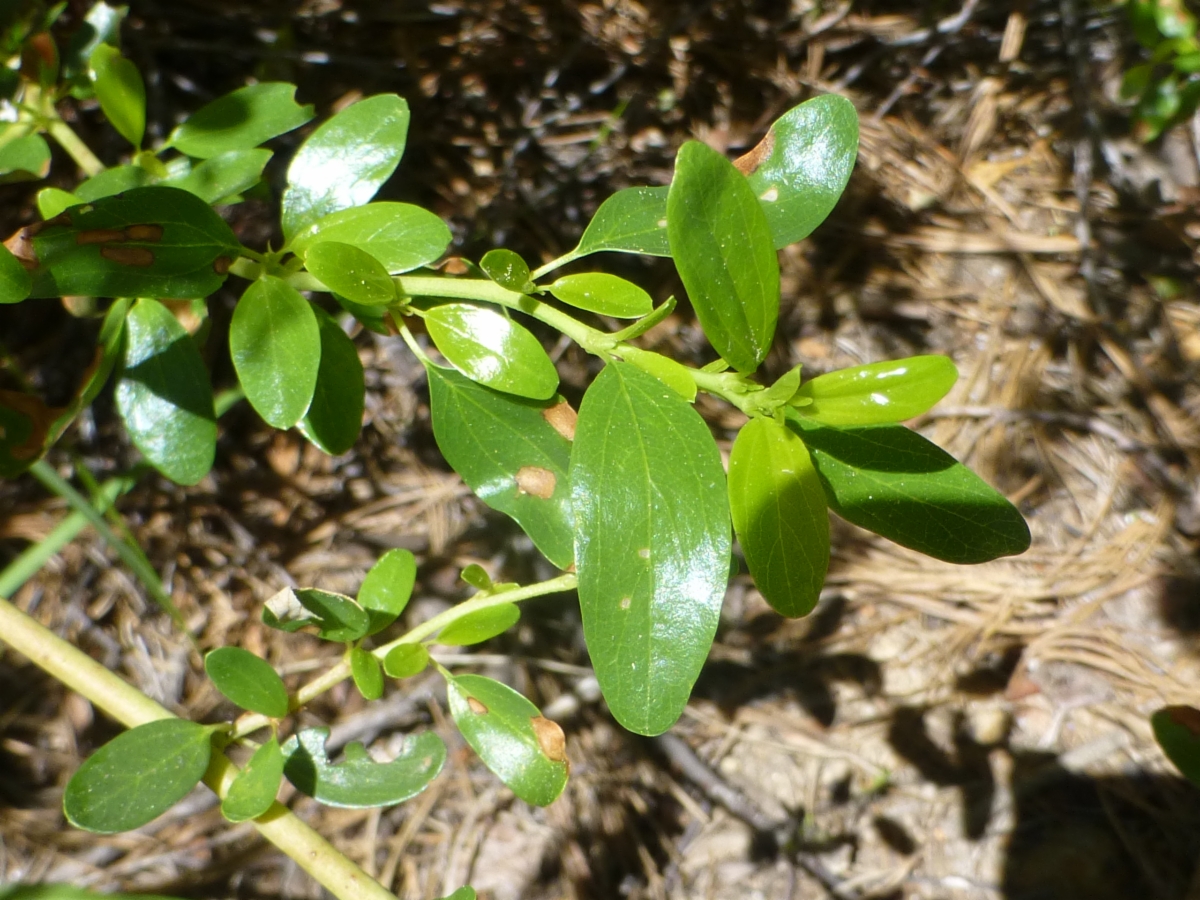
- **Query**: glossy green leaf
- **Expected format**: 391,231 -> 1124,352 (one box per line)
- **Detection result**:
289,202 -> 451,274
447,674 -> 568,806
786,412 -> 1031,563
281,726 -> 445,808
728,417 -> 829,618
282,94 -> 410,239
437,603 -> 520,646
763,364 -> 802,406
305,241 -> 396,305
668,140 -> 780,373
424,303 -> 558,400
36,187 -> 82,219
1151,706 -> 1200,787
262,586 -> 371,642
0,244 -> 31,304
460,563 -> 493,591
62,2 -> 127,88
433,889 -> 477,900
741,94 -> 859,248
350,646 -> 385,700
90,44 -> 145,146
425,364 -> 574,568
231,276 -> 321,429
169,82 -> 314,159
73,164 -> 153,202
0,133 -> 50,180
28,186 -> 240,300
480,248 -> 533,292
576,185 -> 671,258
63,719 -> 212,833
162,148 -> 272,203
297,306 -> 364,456
793,356 -> 957,425
221,737 -> 284,822
383,643 -> 429,678
115,298 -> 216,485
358,548 -> 417,635
204,647 -> 289,717
616,346 -> 696,401
570,362 -> 731,736
547,272 -> 652,319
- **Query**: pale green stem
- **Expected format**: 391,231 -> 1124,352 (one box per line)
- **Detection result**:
45,118 -> 105,177
230,573 -> 578,740
530,248 -> 585,282
0,595 -> 398,900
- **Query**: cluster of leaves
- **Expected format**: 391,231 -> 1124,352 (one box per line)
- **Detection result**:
0,9 -> 1035,894
1121,0 -> 1200,141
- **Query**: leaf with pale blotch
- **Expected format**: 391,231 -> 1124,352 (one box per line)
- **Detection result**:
169,83 -> 314,159
576,186 -> 670,258
425,364 -> 574,568
786,412 -> 1031,563
281,727 -> 445,808
282,94 -> 409,239
728,417 -> 829,618
115,297 -> 216,485
221,737 -> 283,823
570,362 -> 730,736
64,719 -> 213,833
447,674 -> 568,806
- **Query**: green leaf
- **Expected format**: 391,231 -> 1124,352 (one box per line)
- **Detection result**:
1151,706 -> 1200,787
424,303 -> 559,400
350,646 -> 385,700
231,276 -> 321,429
282,94 -> 410,240
358,548 -> 417,635
446,674 -> 568,806
62,2 -> 127,88
115,297 -> 216,485
425,364 -> 574,569
89,43 -> 145,147
480,248 -> 533,292
434,889 -> 477,900
786,412 -> 1031,563
332,292 -> 390,334
73,164 -> 153,202
36,187 -> 82,219
281,726 -> 445,808
547,272 -> 652,319
289,202 -> 451,274
577,186 -> 671,258
740,95 -> 859,248
728,417 -> 828,618
305,241 -> 396,305
78,297 -> 129,409
0,886 -> 178,900
763,364 -> 803,406
221,737 -> 284,822
460,563 -> 493,591
383,643 -> 429,678
615,346 -> 697,401
668,140 -> 780,373
262,586 -> 371,642
0,243 -> 31,304
0,133 -> 50,180
162,148 -> 272,204
297,306 -> 364,455
169,82 -> 314,159
570,362 -> 731,735
204,647 -> 289,718
793,355 -> 958,425
437,603 -> 520,646
28,186 -> 240,300
63,719 -> 212,833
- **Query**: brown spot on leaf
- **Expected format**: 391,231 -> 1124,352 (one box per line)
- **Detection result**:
467,696 -> 488,715
1167,705 -> 1200,736
125,224 -> 164,242
0,390 -> 61,460
213,256 -> 232,275
75,228 -> 126,246
542,401 -> 577,441
439,257 -> 471,275
162,299 -> 204,336
4,226 -> 40,271
516,466 -> 556,499
733,129 -> 775,176
531,715 -> 568,764
20,33 -> 57,81
100,246 -> 154,267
